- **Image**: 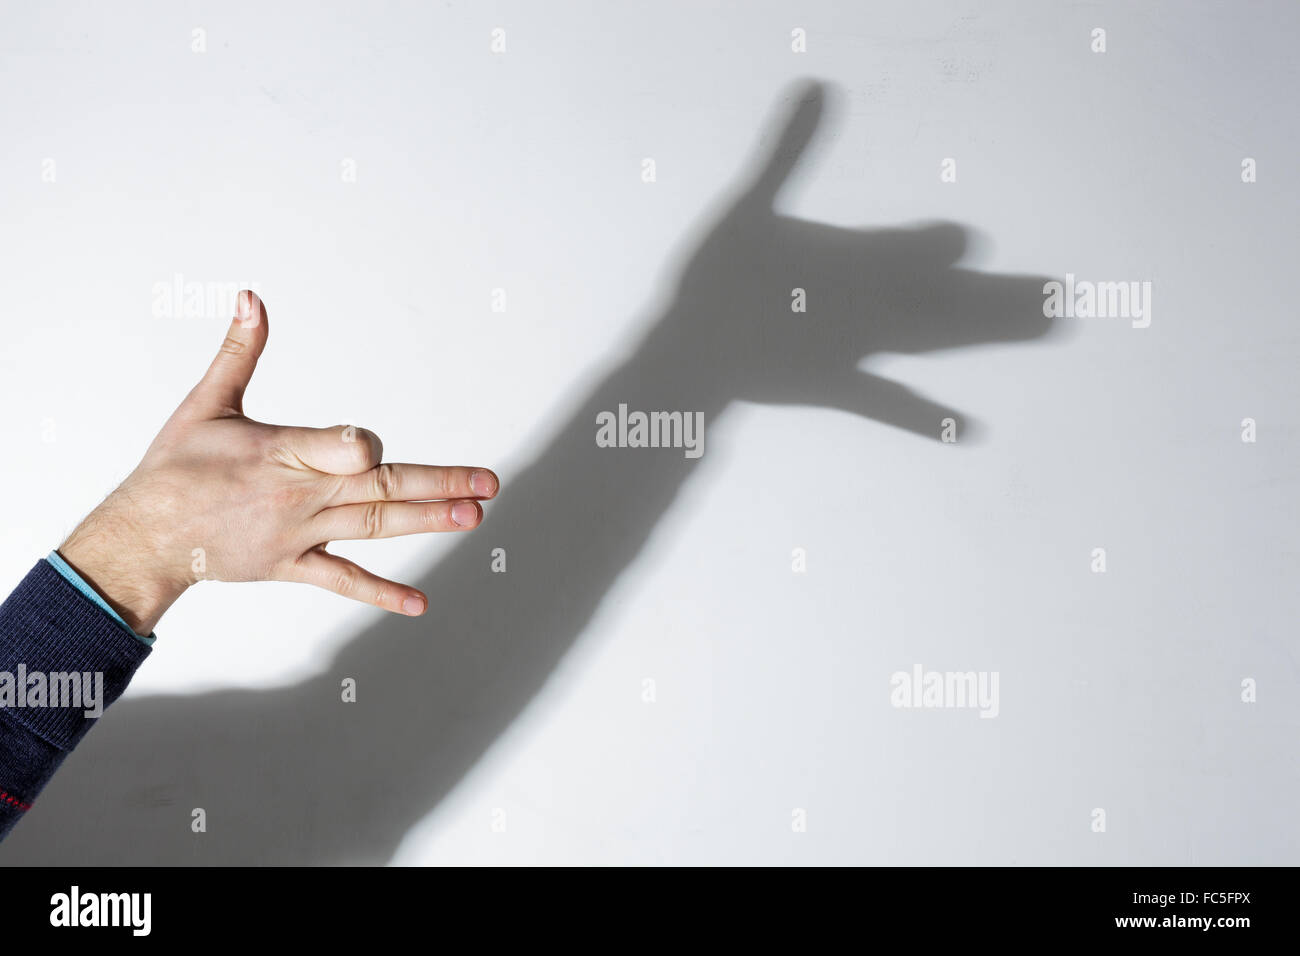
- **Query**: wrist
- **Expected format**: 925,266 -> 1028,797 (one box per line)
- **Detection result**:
59,499 -> 188,636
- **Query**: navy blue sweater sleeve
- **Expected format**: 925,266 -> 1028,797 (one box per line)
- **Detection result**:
0,560 -> 151,839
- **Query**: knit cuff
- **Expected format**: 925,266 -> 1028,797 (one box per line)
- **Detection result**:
0,560 -> 152,751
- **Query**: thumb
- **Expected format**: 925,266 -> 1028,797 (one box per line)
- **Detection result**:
184,290 -> 269,418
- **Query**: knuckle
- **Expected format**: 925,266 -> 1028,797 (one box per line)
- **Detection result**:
373,463 -> 399,500
220,335 -> 247,356
275,482 -> 314,511
362,501 -> 385,538
331,564 -> 359,595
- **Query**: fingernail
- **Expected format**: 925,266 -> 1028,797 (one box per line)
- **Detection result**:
402,595 -> 426,615
236,292 -> 259,328
451,501 -> 479,527
470,470 -> 497,497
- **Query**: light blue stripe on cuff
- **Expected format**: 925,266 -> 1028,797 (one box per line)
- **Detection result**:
45,550 -> 157,647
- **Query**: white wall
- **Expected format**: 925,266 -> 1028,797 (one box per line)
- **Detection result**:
1,0 -> 1296,864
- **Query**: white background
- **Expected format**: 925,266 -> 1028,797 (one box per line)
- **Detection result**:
1,1 -> 1297,864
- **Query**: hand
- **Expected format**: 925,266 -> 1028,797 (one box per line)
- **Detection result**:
59,291 -> 498,635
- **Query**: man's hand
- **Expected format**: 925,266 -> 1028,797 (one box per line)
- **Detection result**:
59,291 -> 497,634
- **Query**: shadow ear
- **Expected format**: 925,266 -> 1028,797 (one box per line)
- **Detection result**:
742,79 -> 829,208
